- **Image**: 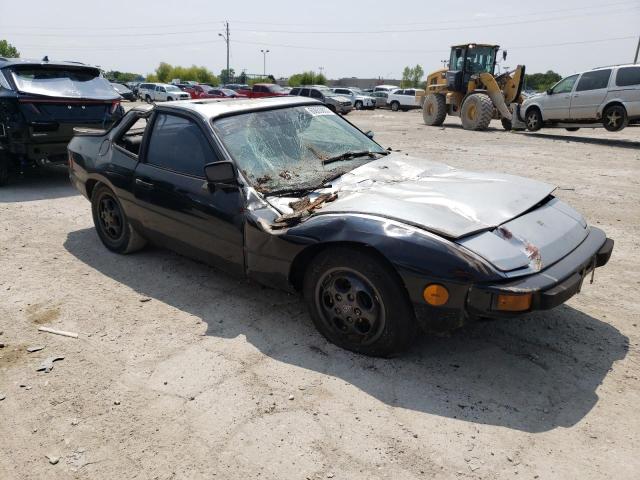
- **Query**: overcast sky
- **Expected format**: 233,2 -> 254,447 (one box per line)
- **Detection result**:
1,0 -> 638,80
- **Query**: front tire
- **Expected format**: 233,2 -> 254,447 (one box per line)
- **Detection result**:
602,105 -> 628,132
525,107 -> 543,131
460,93 -> 493,131
91,185 -> 146,254
354,100 -> 363,110
390,101 -> 400,112
304,247 -> 417,357
565,127 -> 580,132
422,93 -> 447,126
145,95 -> 152,104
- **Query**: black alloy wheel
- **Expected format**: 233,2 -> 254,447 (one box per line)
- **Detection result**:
91,185 -> 146,254
304,247 -> 417,357
316,267 -> 386,347
98,194 -> 124,243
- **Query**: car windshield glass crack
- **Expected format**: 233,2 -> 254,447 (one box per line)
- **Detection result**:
212,105 -> 387,193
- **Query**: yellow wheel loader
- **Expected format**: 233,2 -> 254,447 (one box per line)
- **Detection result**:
418,44 -> 526,131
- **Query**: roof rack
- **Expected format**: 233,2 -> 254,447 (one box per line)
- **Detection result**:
591,64 -> 633,70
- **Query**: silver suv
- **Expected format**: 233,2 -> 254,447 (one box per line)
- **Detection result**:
519,64 -> 640,132
289,86 -> 353,114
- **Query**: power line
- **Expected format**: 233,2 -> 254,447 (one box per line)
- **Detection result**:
18,35 -> 637,55
232,9 -> 636,34
3,7 -> 636,38
1,0 -> 636,31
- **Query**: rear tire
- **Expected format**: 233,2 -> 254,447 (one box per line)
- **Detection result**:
390,101 -> 400,112
460,93 -> 493,131
422,93 -> 447,126
91,184 -> 147,254
145,95 -> 152,104
303,247 -> 417,357
565,127 -> 580,132
602,105 -> 628,132
525,108 -> 543,132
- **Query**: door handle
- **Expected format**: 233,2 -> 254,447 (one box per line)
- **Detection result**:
135,178 -> 154,189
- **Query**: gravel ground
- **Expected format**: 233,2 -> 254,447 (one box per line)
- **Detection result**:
1,106 -> 639,480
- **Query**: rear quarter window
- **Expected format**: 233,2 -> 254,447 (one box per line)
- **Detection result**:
616,66 -> 640,87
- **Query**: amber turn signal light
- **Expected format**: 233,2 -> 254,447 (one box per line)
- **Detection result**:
423,284 -> 449,306
495,293 -> 532,312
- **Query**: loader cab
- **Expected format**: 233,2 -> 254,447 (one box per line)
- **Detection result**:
446,44 -> 499,93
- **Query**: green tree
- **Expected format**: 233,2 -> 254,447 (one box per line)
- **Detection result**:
106,70 -> 144,83
146,63 -> 219,85
220,68 -> 235,84
0,39 -> 19,58
288,71 -> 326,86
401,66 -> 412,88
524,70 -> 562,92
410,64 -> 424,88
155,62 -> 173,83
401,65 -> 424,88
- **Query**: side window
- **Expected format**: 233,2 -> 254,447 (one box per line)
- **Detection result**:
616,66 -> 640,87
405,89 -> 415,96
114,115 -> 148,156
300,88 -> 310,97
576,70 -> 611,92
146,114 -> 215,177
552,74 -> 579,94
290,88 -> 300,95
310,89 -> 323,99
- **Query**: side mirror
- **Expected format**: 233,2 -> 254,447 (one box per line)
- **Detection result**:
502,50 -> 508,61
365,130 -> 374,139
546,89 -> 553,95
204,161 -> 237,186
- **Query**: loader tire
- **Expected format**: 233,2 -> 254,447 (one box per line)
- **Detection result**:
461,93 -> 493,131
422,94 -> 447,126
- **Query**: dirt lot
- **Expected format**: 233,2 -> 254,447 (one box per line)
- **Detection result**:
1,108 -> 639,480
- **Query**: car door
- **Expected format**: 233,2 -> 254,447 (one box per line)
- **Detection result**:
132,111 -> 245,275
569,69 -> 612,120
542,74 -> 578,120
404,89 -> 416,106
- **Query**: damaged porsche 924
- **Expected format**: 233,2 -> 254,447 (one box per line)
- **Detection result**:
67,96 -> 613,357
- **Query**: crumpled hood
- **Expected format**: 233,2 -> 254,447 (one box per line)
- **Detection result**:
318,154 -> 556,239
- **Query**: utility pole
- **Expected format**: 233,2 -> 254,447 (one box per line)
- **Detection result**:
261,49 -> 270,77
219,22 -> 230,83
634,35 -> 640,64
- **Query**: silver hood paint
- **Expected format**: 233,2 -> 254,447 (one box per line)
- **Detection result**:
317,154 -> 556,239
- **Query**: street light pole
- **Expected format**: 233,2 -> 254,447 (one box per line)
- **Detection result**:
261,49 -> 270,77
218,21 -> 230,83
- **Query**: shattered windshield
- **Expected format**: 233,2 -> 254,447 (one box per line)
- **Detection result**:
212,105 -> 387,194
11,67 -> 120,100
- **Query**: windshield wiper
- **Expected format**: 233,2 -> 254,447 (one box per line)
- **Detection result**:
267,171 -> 346,197
321,150 -> 384,166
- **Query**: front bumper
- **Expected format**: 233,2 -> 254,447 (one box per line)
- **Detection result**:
406,227 -> 613,331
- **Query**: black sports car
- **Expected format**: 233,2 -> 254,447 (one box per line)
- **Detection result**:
67,97 -> 613,357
